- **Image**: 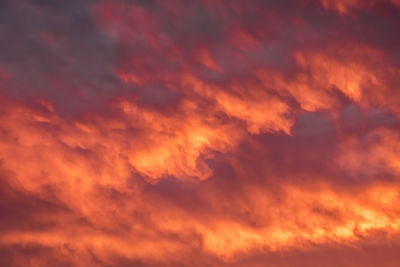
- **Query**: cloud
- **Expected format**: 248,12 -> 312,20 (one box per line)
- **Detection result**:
320,0 -> 400,15
1,0 -> 400,266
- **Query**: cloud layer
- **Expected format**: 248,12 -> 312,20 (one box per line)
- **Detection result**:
1,0 -> 400,266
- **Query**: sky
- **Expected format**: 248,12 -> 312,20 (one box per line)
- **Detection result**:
1,0 -> 400,266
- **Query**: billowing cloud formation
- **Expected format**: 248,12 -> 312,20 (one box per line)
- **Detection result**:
1,0 -> 400,266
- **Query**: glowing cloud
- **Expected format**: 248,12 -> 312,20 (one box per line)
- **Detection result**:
1,0 -> 400,266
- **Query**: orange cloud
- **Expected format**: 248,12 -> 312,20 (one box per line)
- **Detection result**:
320,0 -> 400,14
1,0 -> 400,266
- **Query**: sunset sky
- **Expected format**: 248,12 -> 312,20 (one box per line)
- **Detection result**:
1,0 -> 400,266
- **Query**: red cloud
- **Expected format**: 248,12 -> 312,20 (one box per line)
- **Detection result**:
1,0 -> 400,266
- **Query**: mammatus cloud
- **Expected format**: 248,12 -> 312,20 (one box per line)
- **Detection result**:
1,0 -> 400,266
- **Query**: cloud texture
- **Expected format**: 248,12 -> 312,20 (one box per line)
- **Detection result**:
1,0 -> 400,266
